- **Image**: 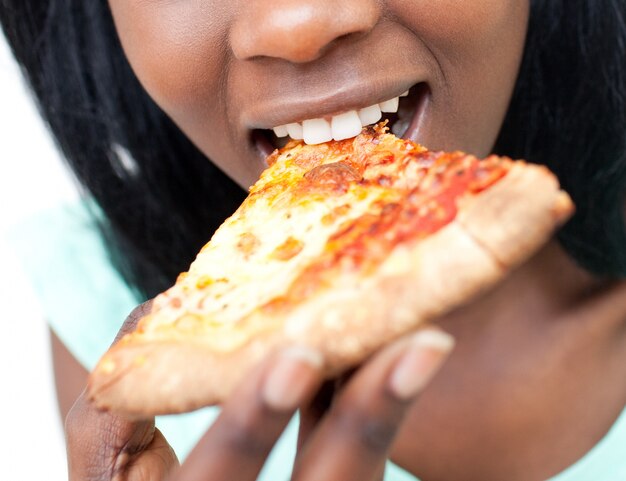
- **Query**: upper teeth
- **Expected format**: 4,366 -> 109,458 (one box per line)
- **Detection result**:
271,91 -> 408,145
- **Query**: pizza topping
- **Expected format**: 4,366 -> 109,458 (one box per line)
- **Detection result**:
302,162 -> 363,194
468,157 -> 510,192
141,125 -> 515,330
259,147 -> 513,312
195,276 -> 214,289
271,237 -> 305,261
236,232 -> 261,256
292,145 -> 327,170
322,204 -> 352,225
88,121 -> 574,417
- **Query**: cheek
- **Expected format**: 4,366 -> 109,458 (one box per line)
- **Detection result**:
108,2 -> 225,120
431,1 -> 529,75
396,0 -> 528,49
395,0 -> 530,154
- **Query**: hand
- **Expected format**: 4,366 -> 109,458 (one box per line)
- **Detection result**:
65,305 -> 453,481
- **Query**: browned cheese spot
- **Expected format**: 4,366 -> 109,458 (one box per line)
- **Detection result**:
271,236 -> 305,261
237,232 -> 261,257
302,162 -> 363,195
322,203 -> 352,225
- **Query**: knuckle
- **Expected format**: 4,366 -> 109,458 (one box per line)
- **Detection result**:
337,408 -> 398,453
224,427 -> 274,458
355,417 -> 397,452
222,414 -> 275,458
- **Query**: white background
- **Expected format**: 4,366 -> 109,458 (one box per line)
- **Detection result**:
0,32 -> 75,480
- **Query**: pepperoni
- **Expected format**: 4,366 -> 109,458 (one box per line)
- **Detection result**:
301,161 -> 363,195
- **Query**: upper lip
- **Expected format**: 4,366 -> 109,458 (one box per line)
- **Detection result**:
240,77 -> 422,130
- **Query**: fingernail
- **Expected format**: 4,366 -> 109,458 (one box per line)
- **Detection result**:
262,347 -> 324,411
388,329 -> 455,400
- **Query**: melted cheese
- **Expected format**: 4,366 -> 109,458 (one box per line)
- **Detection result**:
129,124 -> 511,352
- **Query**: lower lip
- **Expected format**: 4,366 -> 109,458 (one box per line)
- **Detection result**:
252,82 -> 431,162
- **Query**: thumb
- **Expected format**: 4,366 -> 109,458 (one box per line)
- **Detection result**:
66,301 -> 178,480
66,389 -> 174,480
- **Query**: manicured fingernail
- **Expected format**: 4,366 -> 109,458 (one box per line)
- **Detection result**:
388,329 -> 455,400
262,347 -> 324,411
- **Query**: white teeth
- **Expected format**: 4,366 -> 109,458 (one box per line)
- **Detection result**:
379,97 -> 399,113
400,90 -> 410,97
286,123 -> 303,140
273,125 -> 288,137
331,111 -> 363,141
358,104 -> 382,126
302,118 -> 333,145
271,93 -> 404,145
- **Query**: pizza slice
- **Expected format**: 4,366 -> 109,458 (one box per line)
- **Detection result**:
88,123 -> 573,418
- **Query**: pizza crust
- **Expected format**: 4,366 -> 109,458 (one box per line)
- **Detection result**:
88,125 -> 575,418
280,163 -> 573,374
89,220 -> 499,417
89,163 -> 572,418
88,337 -> 276,416
457,163 -> 574,268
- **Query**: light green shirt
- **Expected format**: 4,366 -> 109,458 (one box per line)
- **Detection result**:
7,200 -> 626,481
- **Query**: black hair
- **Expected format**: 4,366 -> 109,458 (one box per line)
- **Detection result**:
495,0 -> 626,277
1,0 -> 625,300
0,0 -> 246,300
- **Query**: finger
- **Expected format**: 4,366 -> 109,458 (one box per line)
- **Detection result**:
292,328 -> 454,481
173,347 -> 324,481
373,464 -> 386,481
297,368 -> 358,453
67,301 -> 170,481
297,380 -> 335,451
66,391 -> 166,480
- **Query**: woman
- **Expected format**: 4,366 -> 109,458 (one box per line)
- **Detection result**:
1,0 -> 626,479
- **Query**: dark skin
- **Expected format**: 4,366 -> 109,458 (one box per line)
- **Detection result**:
62,305 -> 454,481
60,1 -> 626,480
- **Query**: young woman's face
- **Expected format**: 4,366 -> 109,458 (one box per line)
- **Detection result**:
107,1 -> 529,188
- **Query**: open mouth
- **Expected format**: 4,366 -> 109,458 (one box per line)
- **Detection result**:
252,82 -> 430,158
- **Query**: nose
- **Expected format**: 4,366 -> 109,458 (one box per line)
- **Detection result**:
230,0 -> 381,63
